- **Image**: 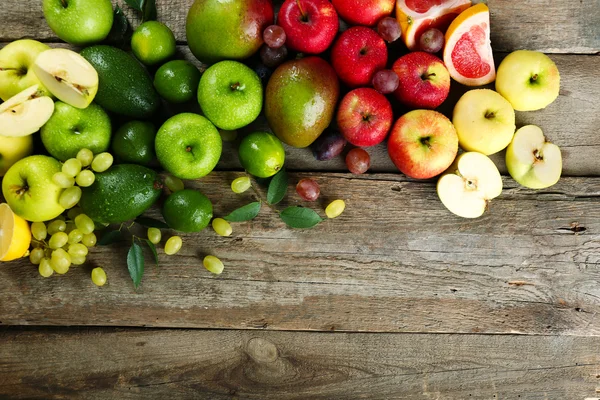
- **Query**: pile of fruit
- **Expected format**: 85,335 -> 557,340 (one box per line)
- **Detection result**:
0,0 -> 562,287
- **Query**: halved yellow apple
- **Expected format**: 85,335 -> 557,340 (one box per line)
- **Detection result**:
33,48 -> 98,109
437,152 -> 503,218
506,125 -> 562,189
0,85 -> 55,137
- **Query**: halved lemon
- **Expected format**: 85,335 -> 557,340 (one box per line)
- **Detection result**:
0,203 -> 31,261
396,0 -> 472,51
443,3 -> 496,86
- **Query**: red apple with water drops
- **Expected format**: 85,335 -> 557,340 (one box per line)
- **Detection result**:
332,0 -> 395,26
278,0 -> 339,54
337,88 -> 393,147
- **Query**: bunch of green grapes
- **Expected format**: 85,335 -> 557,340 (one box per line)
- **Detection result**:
51,148 -> 114,210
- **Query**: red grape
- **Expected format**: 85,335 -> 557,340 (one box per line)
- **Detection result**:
260,44 -> 288,68
312,131 -> 347,161
296,178 -> 320,201
372,69 -> 400,94
263,25 -> 286,48
419,28 -> 444,53
377,17 -> 401,43
346,148 -> 370,175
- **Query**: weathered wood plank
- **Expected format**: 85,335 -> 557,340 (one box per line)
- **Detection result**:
1,0 -> 598,54
0,327 -> 598,399
1,173 -> 598,334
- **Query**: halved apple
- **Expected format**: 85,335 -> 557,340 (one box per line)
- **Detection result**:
506,125 -> 562,189
437,152 -> 503,218
0,85 -> 55,137
33,48 -> 98,109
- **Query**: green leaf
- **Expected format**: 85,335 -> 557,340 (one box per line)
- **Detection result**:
124,0 -> 143,11
144,239 -> 159,267
105,6 -> 132,46
142,0 -> 157,22
280,206 -> 323,229
267,169 -> 288,205
97,230 -> 122,246
135,216 -> 169,229
224,202 -> 261,222
127,242 -> 145,288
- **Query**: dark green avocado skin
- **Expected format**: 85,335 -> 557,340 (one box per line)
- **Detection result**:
79,164 -> 162,224
81,45 -> 160,118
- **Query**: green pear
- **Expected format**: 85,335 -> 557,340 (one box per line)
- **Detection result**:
265,56 -> 340,148
0,40 -> 51,101
43,0 -> 113,46
186,0 -> 274,64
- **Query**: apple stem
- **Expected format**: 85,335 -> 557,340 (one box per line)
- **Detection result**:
533,149 -> 543,161
421,72 -> 436,80
296,0 -> 308,21
530,74 -> 538,83
230,82 -> 241,91
60,0 -> 68,7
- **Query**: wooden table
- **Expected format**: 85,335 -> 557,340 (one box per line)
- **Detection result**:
1,1 -> 599,398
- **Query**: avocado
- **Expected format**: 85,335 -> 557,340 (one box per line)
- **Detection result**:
80,45 -> 160,118
79,164 -> 162,224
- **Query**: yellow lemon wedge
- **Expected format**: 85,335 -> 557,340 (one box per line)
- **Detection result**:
0,203 -> 32,261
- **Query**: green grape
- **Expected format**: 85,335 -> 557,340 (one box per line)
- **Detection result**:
212,218 -> 232,237
29,248 -> 45,265
76,148 -> 94,166
231,176 -> 251,194
59,186 -> 82,209
62,158 -> 82,177
71,254 -> 86,265
147,228 -> 161,244
91,267 -> 107,286
38,258 -> 54,278
68,243 -> 88,257
82,233 -> 97,247
75,170 -> 95,187
47,220 -> 67,235
67,207 -> 83,220
165,175 -> 184,192
75,214 -> 95,235
203,255 -> 224,275
325,199 -> 346,219
219,129 -> 238,142
48,232 -> 68,249
50,248 -> 71,274
91,152 -> 113,172
68,229 -> 83,244
164,236 -> 182,255
52,172 -> 75,189
31,222 -> 47,241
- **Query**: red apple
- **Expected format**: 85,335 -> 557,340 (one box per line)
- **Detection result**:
331,26 -> 388,88
392,52 -> 450,109
278,0 -> 339,54
337,88 -> 393,147
332,0 -> 395,26
387,109 -> 458,179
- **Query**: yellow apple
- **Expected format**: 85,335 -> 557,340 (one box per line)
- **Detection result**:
496,50 -> 560,112
453,89 -> 515,155
437,152 -> 502,219
506,125 -> 562,189
0,134 -> 34,176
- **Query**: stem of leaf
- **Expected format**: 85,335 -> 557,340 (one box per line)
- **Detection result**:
250,180 -> 279,213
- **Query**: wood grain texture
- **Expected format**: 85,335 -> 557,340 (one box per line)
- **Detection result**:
1,0 -> 599,54
1,173 -> 599,334
1,327 -> 599,399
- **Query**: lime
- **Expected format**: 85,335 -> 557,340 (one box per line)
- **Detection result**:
131,21 -> 176,66
112,121 -> 156,166
238,131 -> 285,178
154,60 -> 201,104
162,189 -> 213,233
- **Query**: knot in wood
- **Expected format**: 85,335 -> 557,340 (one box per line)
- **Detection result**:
246,337 -> 279,363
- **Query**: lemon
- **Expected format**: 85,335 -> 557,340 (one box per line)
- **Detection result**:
0,203 -> 31,261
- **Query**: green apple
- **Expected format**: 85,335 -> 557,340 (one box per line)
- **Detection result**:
506,125 -> 562,189
42,0 -> 113,46
0,85 -> 55,137
41,102 -> 111,161
0,39 -> 51,101
155,113 -> 222,179
437,152 -> 503,219
496,50 -> 560,112
453,89 -> 516,155
0,135 -> 34,176
2,155 -> 65,222
33,48 -> 98,109
198,61 -> 263,130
